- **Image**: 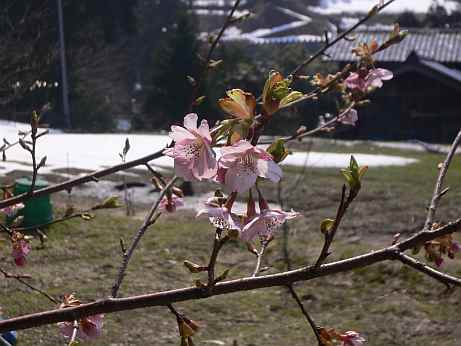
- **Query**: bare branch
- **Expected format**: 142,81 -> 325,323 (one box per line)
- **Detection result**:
111,177 -> 178,298
0,149 -> 166,209
0,267 -> 57,304
1,219 -> 460,333
424,130 -> 461,230
396,252 -> 461,288
287,285 -> 323,346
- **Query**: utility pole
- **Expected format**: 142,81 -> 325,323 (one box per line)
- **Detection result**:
57,0 -> 71,129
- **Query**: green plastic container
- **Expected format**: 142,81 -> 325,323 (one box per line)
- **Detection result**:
11,177 -> 53,228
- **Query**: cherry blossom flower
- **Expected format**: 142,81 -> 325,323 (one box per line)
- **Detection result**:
159,195 -> 184,213
164,113 -> 217,181
196,194 -> 241,231
11,232 -> 31,267
240,196 -> 300,241
0,202 -> 24,218
340,331 -> 366,346
58,294 -> 104,341
366,68 -> 393,89
59,314 -> 104,341
345,72 -> 367,92
338,108 -> 358,126
218,140 -> 282,193
345,68 -> 393,93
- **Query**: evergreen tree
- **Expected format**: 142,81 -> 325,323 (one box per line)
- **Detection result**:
142,6 -> 201,129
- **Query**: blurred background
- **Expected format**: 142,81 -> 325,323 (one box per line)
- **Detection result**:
1,0 -> 461,142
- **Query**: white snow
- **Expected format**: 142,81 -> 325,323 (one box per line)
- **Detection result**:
0,121 -> 417,179
312,0 -> 458,14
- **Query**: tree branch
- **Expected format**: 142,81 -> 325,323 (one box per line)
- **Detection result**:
0,149 -> 166,209
396,252 -> 461,288
1,219 -> 460,333
111,177 -> 178,298
287,285 -> 323,346
424,129 -> 461,230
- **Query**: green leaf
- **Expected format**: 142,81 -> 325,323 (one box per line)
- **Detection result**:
279,91 -> 304,108
266,138 -> 289,163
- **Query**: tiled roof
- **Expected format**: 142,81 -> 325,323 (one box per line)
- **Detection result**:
326,29 -> 461,63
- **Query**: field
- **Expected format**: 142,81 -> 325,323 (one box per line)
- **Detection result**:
1,139 -> 461,345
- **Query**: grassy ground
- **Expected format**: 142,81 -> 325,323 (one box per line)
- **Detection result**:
1,140 -> 461,345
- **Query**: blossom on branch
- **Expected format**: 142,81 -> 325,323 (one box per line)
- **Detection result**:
345,68 -> 393,93
240,195 -> 300,241
197,194 -> 241,231
58,294 -> 104,341
338,108 -> 359,126
11,231 -> 31,266
159,195 -> 184,213
164,113 -> 217,181
218,140 -> 282,193
340,331 -> 366,346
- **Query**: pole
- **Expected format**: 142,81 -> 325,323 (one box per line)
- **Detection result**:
57,0 -> 71,129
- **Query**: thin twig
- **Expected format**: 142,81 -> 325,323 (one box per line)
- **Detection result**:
287,285 -> 323,346
290,0 -> 397,78
251,242 -> 268,277
396,252 -> 461,288
68,320 -> 79,345
0,267 -> 58,304
207,230 -> 229,290
424,129 -> 461,230
315,184 -> 354,268
111,177 -> 178,298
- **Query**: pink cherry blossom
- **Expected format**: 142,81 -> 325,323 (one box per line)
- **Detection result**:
1,202 -> 24,218
339,108 -> 358,126
197,195 -> 241,231
345,68 -> 393,92
340,331 -> 366,346
345,72 -> 367,92
159,194 -> 184,213
240,197 -> 300,241
58,314 -> 104,341
218,140 -> 282,193
164,113 -> 217,181
11,235 -> 31,267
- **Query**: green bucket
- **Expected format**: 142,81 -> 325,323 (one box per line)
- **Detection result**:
10,177 -> 53,228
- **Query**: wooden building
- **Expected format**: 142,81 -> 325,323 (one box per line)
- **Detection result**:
326,29 -> 461,143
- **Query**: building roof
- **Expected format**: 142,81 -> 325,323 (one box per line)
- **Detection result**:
326,29 -> 461,63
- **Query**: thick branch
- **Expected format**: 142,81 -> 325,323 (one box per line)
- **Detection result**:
1,219 -> 460,333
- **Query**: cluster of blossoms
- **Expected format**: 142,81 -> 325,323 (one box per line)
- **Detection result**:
423,232 -> 460,268
320,328 -> 366,346
57,294 -> 104,341
11,231 -> 31,267
165,113 -> 299,242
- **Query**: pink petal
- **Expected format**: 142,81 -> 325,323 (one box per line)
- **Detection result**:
376,68 -> 393,80
183,113 -> 198,131
197,119 -> 212,143
169,126 -> 195,143
225,165 -> 257,193
256,159 -> 282,182
174,161 -> 196,181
